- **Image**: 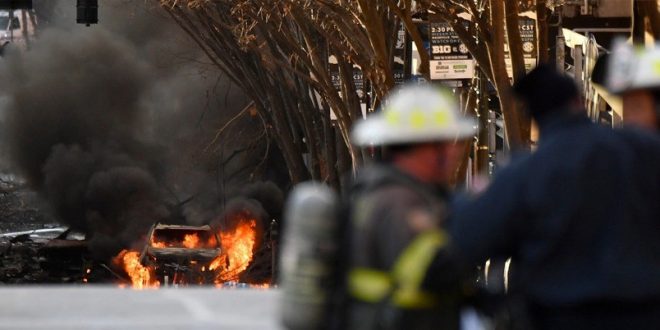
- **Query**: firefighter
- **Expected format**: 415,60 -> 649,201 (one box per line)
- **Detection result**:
343,84 -> 476,330
450,64 -> 660,330
606,39 -> 660,132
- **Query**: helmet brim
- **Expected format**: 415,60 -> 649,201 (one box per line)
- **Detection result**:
351,116 -> 477,147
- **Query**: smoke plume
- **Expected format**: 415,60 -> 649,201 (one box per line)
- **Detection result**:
0,1 -> 286,258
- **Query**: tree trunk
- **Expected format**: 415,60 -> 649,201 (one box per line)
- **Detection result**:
535,0 -> 550,63
488,0 -> 524,149
637,0 -> 660,41
452,83 -> 477,186
263,83 -> 311,184
505,0 -> 526,84
633,0 -> 646,45
504,0 -> 531,148
335,124 -> 353,188
323,115 -> 340,189
476,71 -> 490,175
386,0 -> 430,80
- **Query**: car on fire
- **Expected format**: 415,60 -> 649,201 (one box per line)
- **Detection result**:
139,223 -> 222,285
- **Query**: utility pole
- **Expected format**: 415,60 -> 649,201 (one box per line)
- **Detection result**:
487,110 -> 497,175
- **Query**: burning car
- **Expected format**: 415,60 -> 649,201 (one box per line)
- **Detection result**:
115,217 -> 262,289
139,223 -> 222,285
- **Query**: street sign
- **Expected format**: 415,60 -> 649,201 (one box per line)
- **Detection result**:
429,21 -> 475,80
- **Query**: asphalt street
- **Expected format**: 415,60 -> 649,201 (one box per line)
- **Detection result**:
0,286 -> 281,330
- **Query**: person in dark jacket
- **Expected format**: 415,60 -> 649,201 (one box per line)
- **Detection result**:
344,84 -> 476,330
449,64 -> 660,330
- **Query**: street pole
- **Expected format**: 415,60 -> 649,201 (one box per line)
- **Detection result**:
487,110 -> 497,175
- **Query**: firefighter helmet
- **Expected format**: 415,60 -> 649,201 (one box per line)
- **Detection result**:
607,39 -> 660,94
351,84 -> 476,146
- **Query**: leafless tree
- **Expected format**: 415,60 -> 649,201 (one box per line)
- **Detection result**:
157,1 -> 546,185
159,1 -> 347,187
422,0 -> 534,148
633,0 -> 660,44
157,0 -> 425,187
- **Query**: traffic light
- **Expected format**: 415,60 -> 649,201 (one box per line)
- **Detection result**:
76,0 -> 98,26
0,0 -> 32,10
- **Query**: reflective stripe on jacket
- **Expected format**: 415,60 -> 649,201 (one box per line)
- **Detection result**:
348,229 -> 449,309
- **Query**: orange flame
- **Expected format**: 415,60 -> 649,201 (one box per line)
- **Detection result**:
182,233 -> 200,249
115,219 -> 260,288
151,233 -> 210,249
207,235 -> 219,247
114,249 -> 160,289
151,241 -> 166,248
210,219 -> 257,282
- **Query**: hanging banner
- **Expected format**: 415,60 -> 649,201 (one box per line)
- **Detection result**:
505,17 -> 538,77
429,21 -> 475,80
393,23 -> 407,85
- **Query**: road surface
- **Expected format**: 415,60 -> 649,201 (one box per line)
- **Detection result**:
0,286 -> 281,329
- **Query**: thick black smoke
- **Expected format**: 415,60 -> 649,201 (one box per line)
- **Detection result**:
213,181 -> 284,237
0,27 -> 168,256
3,28 -> 153,185
238,181 -> 284,222
0,1 -> 287,258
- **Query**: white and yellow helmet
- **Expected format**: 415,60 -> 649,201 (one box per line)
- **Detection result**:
351,84 -> 477,146
607,39 -> 660,94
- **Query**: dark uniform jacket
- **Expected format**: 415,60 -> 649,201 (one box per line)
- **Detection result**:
345,164 -> 459,330
450,113 -> 660,329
